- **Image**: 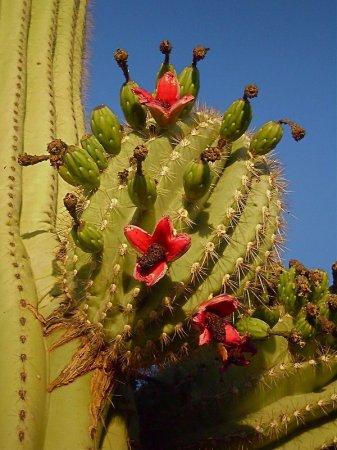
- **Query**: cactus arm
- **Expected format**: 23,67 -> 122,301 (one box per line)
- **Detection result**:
0,1 -> 48,448
72,0 -> 88,138
53,0 -> 83,213
20,0 -> 61,317
273,416 -> 337,449
20,0 -> 58,236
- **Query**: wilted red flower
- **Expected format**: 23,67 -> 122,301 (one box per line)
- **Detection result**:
124,216 -> 191,286
132,71 -> 194,126
193,294 -> 256,369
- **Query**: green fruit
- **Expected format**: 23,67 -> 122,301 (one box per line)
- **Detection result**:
120,81 -> 146,130
249,121 -> 283,155
220,98 -> 252,142
128,172 -> 157,210
71,222 -> 104,253
91,105 -> 122,155
80,134 -> 108,171
236,317 -> 270,339
183,159 -> 211,201
58,164 -> 81,187
157,63 -> 176,81
178,65 -> 200,98
178,65 -> 199,115
62,145 -> 100,189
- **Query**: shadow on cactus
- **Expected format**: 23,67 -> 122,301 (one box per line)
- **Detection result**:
19,40 -> 310,444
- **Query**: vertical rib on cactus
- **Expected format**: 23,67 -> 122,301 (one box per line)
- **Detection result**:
0,2 -> 47,448
54,0 -> 85,215
0,1 -> 126,449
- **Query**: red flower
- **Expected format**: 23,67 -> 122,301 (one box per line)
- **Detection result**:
193,295 -> 256,369
132,71 -> 195,126
124,216 -> 191,287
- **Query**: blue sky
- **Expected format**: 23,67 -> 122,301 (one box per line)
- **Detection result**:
85,0 -> 336,276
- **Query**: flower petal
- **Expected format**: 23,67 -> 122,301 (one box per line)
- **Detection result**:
199,327 -> 212,345
167,95 -> 195,121
124,225 -> 152,254
151,216 -> 174,248
156,72 -> 179,105
132,87 -> 157,105
192,310 -> 207,328
198,294 -> 239,317
166,234 -> 191,262
134,261 -> 167,287
145,102 -> 172,127
224,324 -> 244,346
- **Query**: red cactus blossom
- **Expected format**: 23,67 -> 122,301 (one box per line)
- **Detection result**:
192,294 -> 256,369
132,71 -> 194,126
124,216 -> 191,287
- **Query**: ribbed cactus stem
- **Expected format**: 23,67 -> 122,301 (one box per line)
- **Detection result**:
0,1 -> 131,449
0,2 -> 47,448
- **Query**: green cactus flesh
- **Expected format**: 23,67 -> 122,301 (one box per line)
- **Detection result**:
2,1 -> 327,449
136,263 -> 337,449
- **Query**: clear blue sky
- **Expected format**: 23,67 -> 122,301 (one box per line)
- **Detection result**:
85,0 -> 336,276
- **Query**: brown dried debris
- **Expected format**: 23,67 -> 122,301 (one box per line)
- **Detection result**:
47,333 -> 105,392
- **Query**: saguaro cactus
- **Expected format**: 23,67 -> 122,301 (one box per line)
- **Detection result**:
0,1 -> 101,449
3,2 -> 327,450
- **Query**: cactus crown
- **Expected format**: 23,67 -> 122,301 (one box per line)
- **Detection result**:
19,41 -> 306,435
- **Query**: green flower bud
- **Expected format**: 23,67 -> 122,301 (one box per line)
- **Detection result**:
183,159 -> 211,202
120,81 -> 147,130
91,105 -> 121,155
249,121 -> 283,155
62,145 -> 100,189
80,134 -> 108,171
128,172 -> 157,210
71,222 -> 103,253
236,317 -> 270,340
220,99 -> 252,143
